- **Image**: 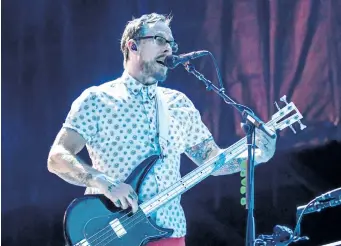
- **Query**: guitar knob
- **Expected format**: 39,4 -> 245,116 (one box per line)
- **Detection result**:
278,95 -> 297,134
280,95 -> 289,105
289,125 -> 297,134
298,120 -> 307,130
276,100 -> 296,134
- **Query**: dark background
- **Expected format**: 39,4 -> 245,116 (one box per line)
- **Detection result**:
2,0 -> 341,245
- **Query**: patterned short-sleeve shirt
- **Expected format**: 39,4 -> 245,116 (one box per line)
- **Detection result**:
63,71 -> 212,237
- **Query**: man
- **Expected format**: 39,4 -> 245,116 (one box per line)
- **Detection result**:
47,13 -> 276,246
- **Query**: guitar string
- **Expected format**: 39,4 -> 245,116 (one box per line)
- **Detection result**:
83,107 -> 293,246
83,117 -> 279,246
72,93 -> 294,245
85,95 -> 163,244
92,131 -> 272,246
84,157 -> 224,245
83,93 -> 290,244
89,157 -> 234,246
83,137 -> 246,245
84,117 -> 281,246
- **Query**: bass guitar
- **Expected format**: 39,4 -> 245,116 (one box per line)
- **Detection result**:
64,96 -> 306,246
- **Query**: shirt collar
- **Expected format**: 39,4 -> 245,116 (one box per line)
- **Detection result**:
121,71 -> 158,100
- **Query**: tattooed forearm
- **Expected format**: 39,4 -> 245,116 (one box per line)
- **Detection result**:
185,137 -> 249,176
212,156 -> 246,176
55,172 -> 88,187
52,168 -> 95,187
108,183 -> 116,192
185,136 -> 219,164
76,173 -> 93,186
211,148 -> 267,176
48,150 -> 103,187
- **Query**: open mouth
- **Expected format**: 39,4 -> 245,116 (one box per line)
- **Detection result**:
156,59 -> 166,67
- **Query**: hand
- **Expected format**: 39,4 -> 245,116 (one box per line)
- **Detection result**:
254,127 -> 277,163
94,176 -> 139,213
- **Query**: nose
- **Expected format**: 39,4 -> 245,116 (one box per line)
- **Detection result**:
163,43 -> 172,55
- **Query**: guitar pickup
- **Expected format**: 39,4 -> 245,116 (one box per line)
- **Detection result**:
110,218 -> 127,238
75,239 -> 89,246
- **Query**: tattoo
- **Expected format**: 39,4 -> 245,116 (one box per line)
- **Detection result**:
185,136 -> 218,164
75,173 -> 93,186
114,199 -> 122,207
184,137 -> 249,176
56,172 -> 87,187
50,152 -> 97,187
128,191 -> 137,200
128,193 -> 134,200
56,172 -> 94,187
213,156 -> 246,176
108,184 -> 116,192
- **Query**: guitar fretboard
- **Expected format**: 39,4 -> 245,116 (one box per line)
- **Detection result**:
139,101 -> 300,216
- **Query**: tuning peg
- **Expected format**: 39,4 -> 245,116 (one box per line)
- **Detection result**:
280,95 -> 289,105
275,100 -> 297,134
289,125 -> 297,134
298,120 -> 307,130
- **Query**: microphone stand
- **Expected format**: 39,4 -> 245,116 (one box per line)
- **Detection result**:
183,62 -> 275,246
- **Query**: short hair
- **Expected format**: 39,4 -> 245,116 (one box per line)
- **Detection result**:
120,13 -> 172,68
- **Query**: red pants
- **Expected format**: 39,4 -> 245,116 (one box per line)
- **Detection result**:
146,237 -> 185,246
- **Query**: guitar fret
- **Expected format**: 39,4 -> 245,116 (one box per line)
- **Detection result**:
141,109 -> 300,216
63,96 -> 305,246
140,138 -> 250,215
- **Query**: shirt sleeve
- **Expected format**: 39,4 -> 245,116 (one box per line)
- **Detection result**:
63,87 -> 100,142
182,94 -> 212,149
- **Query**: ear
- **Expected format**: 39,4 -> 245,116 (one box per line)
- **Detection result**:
127,39 -> 138,52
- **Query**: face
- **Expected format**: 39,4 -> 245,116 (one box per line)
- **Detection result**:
134,21 -> 175,84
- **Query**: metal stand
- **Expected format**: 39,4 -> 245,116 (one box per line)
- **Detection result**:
183,62 -> 276,246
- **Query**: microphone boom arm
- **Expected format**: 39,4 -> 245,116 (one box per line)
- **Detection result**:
183,62 -> 276,139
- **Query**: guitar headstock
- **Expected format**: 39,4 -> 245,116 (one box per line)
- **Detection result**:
270,95 -> 307,134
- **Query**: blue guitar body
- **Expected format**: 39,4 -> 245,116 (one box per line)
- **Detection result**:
63,155 -> 173,246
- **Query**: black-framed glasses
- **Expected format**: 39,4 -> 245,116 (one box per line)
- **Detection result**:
134,35 -> 178,53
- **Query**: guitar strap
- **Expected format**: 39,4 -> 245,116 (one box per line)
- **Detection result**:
155,87 -> 170,159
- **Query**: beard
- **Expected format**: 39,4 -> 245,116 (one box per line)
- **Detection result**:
141,60 -> 168,84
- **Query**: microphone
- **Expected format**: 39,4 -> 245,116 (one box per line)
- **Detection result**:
164,50 -> 209,69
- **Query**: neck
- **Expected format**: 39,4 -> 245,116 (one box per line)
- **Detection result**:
126,63 -> 157,86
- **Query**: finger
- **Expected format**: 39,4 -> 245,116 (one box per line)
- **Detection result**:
118,196 -> 129,209
128,189 -> 138,200
256,135 -> 269,146
107,183 -> 117,193
255,138 -> 263,147
113,198 -> 122,208
256,131 -> 269,141
255,129 -> 270,140
126,194 -> 139,213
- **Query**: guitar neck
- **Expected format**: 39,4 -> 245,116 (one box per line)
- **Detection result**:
139,118 -> 276,216
139,139 -> 245,215
139,100 -> 304,216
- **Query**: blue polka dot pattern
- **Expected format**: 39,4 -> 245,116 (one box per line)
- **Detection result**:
63,71 -> 212,237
